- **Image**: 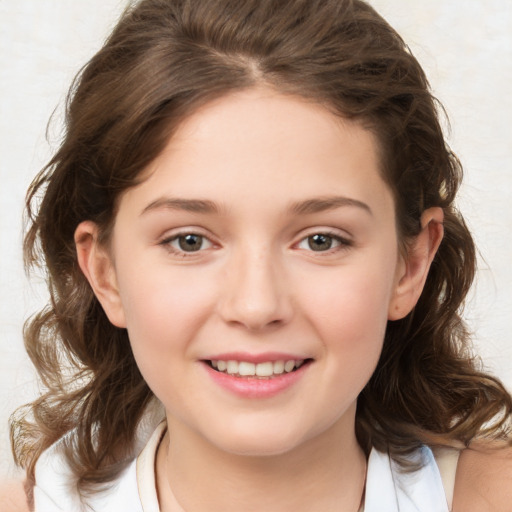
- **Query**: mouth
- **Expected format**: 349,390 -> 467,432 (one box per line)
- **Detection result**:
204,359 -> 312,378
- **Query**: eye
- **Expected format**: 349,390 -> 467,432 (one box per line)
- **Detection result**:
297,232 -> 349,252
165,233 -> 213,253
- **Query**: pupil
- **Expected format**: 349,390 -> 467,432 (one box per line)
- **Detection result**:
179,234 -> 202,252
308,234 -> 332,251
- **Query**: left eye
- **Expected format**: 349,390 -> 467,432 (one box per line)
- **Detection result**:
297,233 -> 345,252
168,234 -> 213,253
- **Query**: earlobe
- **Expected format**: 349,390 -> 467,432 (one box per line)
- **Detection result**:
388,207 -> 444,321
75,221 -> 127,328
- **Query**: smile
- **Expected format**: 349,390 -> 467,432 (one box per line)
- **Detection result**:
203,357 -> 312,398
208,359 -> 306,378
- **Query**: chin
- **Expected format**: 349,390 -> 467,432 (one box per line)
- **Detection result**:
203,419 -> 312,458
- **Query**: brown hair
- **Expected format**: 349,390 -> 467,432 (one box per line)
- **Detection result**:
11,0 -> 512,495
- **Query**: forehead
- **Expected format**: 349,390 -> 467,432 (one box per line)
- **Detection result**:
121,87 -> 394,220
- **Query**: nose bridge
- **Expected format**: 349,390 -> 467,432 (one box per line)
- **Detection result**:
219,240 -> 292,330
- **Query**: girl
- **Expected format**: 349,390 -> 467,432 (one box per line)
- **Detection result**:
10,0 -> 512,510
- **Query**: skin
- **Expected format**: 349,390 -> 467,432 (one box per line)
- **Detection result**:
453,444 -> 512,511
0,480 -> 30,512
75,87 -> 462,511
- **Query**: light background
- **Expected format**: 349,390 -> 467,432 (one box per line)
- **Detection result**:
1,0 -> 511,478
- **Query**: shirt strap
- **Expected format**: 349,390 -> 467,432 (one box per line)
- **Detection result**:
136,421 -> 167,512
432,447 -> 461,511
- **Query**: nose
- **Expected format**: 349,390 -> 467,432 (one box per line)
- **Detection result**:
217,246 -> 293,331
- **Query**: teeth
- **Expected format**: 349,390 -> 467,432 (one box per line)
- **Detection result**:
255,362 -> 273,377
227,360 -> 238,374
273,360 -> 284,374
210,359 -> 306,377
284,360 -> 295,373
238,362 -> 255,376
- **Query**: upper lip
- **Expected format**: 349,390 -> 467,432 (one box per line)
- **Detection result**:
202,352 -> 311,364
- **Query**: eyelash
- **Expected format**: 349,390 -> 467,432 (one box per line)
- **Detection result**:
159,229 -> 353,257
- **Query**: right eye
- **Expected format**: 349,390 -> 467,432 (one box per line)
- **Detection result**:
162,233 -> 213,254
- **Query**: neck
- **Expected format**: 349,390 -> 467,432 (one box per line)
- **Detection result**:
156,409 -> 366,512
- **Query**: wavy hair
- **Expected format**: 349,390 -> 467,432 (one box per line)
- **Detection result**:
11,0 -> 511,496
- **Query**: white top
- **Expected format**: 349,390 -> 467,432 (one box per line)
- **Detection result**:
34,423 -> 456,512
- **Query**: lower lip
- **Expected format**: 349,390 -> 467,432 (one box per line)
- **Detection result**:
203,362 -> 310,399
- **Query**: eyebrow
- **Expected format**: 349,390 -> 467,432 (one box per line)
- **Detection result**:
141,198 -> 220,216
289,196 -> 373,216
140,195 -> 372,217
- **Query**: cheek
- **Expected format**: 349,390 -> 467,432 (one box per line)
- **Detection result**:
296,260 -> 395,377
300,266 -> 394,336
117,268 -> 219,407
116,262 -> 219,356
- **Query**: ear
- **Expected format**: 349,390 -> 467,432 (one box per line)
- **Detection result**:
75,221 -> 127,328
388,207 -> 444,320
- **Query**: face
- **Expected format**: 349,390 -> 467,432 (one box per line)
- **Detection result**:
94,88 -> 410,456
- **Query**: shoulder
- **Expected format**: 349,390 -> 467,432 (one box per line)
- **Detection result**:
453,441 -> 512,512
34,435 -> 142,512
0,479 -> 30,512
33,434 -> 81,511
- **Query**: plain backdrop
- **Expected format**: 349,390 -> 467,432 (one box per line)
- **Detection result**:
1,0 -> 511,478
